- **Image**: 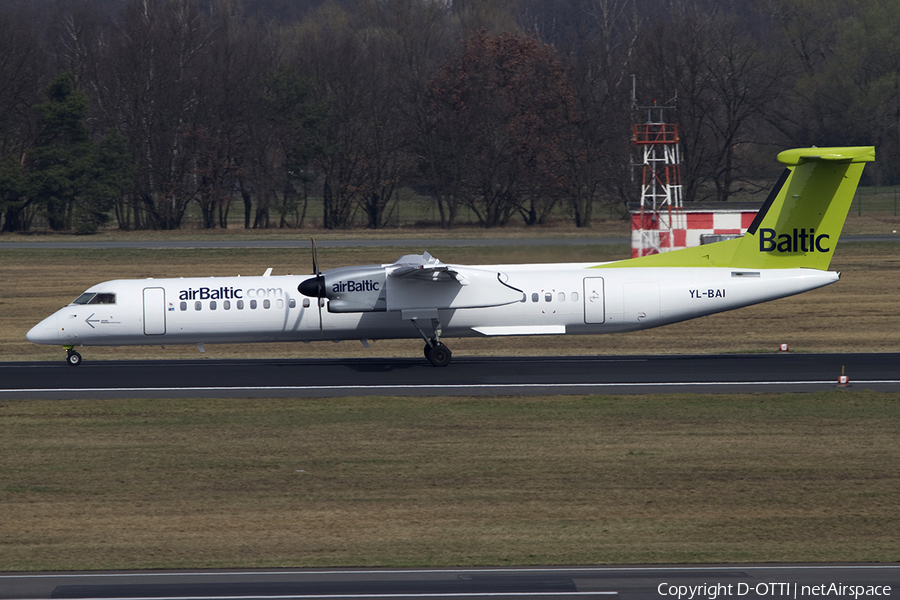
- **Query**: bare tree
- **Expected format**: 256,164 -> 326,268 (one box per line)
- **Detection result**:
188,1 -> 276,229
634,8 -> 787,202
426,31 -> 577,227
101,0 -> 217,229
824,0 -> 900,184
0,6 -> 47,232
525,0 -> 640,227
357,0 -> 459,228
295,3 -> 416,229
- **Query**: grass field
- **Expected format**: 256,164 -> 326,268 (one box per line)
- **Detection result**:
1,392 -> 898,570
152,183 -> 900,230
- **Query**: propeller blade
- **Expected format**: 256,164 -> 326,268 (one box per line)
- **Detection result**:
311,238 -> 320,276
312,238 -> 323,333
318,296 -> 323,334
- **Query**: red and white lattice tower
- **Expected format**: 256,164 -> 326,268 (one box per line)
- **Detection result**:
632,99 -> 684,257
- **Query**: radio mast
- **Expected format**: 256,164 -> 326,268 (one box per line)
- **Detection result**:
631,78 -> 684,257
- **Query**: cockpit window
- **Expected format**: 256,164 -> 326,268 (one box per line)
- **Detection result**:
72,292 -> 116,305
73,293 -> 95,305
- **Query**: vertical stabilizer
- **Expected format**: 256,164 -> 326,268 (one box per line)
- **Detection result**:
596,146 -> 875,270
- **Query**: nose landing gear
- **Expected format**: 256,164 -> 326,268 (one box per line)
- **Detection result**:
65,346 -> 82,366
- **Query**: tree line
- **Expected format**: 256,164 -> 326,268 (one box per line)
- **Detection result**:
0,0 -> 895,233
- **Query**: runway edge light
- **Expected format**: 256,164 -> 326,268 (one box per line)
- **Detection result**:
838,365 -> 849,387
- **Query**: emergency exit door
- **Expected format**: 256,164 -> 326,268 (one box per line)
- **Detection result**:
583,277 -> 605,324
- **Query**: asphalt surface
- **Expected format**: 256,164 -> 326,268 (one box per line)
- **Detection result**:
1,353 -> 898,399
1,564 -> 897,599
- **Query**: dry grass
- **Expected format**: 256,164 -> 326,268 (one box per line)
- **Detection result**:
0,393 -> 898,570
840,214 -> 900,236
2,241 -> 900,362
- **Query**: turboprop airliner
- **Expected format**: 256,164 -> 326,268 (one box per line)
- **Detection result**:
27,146 -> 874,366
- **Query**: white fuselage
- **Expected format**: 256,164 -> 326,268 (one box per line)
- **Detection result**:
26,263 -> 838,348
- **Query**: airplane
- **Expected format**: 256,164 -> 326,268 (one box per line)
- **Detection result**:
27,145 -> 874,367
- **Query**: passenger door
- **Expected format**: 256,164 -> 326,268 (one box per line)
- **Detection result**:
143,287 -> 166,335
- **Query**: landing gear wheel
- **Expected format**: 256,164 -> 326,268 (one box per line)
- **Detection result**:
425,342 -> 452,367
66,350 -> 82,366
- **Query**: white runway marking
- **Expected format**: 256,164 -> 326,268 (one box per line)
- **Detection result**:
4,380 -> 900,396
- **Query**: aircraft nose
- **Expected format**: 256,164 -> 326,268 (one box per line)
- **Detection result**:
26,313 -> 59,344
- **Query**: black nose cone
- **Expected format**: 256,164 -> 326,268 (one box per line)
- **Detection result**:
298,276 -> 325,297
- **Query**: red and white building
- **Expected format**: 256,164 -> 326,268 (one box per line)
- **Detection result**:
629,202 -> 762,258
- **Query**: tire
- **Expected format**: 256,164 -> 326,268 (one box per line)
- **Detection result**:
426,343 -> 452,367
66,351 -> 82,366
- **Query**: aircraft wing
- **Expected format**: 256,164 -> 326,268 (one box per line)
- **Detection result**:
388,252 -> 470,285
385,252 -> 523,311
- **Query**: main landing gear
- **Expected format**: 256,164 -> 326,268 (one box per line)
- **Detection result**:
423,341 -> 452,367
65,346 -> 82,366
411,317 -> 452,367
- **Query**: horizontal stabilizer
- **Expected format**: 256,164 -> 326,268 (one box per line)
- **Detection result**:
777,146 -> 875,165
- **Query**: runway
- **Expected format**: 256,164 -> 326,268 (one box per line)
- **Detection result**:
2,353 -> 899,399
1,565 -> 897,599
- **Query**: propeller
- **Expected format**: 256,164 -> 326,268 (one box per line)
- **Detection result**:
311,237 -> 319,276
297,238 -> 326,333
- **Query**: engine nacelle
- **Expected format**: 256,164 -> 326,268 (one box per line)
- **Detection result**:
299,265 -> 387,313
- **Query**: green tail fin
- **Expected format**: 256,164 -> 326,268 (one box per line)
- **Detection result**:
596,146 -> 875,271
